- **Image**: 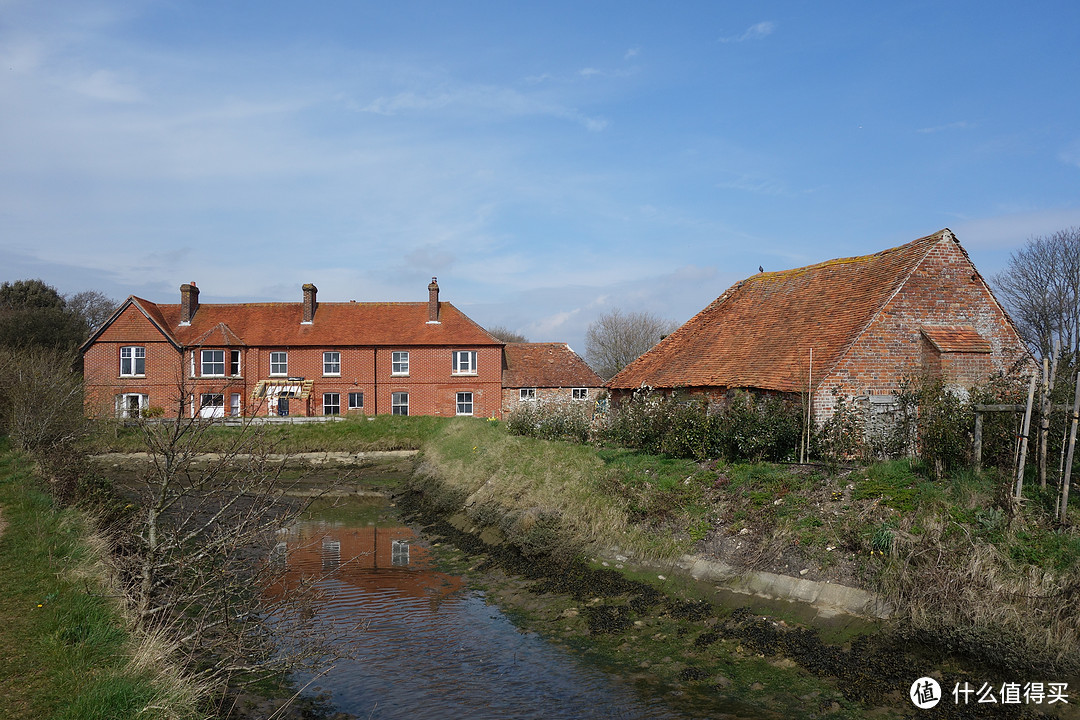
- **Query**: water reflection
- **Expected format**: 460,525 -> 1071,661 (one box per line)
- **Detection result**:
274,511 -> 748,720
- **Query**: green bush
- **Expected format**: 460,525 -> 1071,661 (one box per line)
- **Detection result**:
597,390 -> 803,462
505,401 -> 590,443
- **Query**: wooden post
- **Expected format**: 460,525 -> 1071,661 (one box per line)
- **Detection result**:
974,411 -> 983,472
1060,372 -> 1080,524
1016,373 -> 1038,500
1039,340 -> 1060,489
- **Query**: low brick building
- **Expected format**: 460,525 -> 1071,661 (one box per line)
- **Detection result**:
501,343 -> 605,415
608,229 -> 1031,424
82,278 -> 505,419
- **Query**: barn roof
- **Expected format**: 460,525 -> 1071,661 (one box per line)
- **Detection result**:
609,229 -> 959,393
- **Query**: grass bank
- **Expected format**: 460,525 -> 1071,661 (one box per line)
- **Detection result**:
0,444 -> 200,720
414,418 -> 1080,675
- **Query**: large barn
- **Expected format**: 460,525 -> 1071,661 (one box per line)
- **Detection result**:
608,229 -> 1030,424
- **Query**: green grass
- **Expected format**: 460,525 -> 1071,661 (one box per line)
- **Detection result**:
0,445 -> 199,720
84,413 -> 448,454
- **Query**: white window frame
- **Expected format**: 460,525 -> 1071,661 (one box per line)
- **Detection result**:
452,350 -> 477,375
230,393 -> 241,417
199,393 -> 225,418
270,351 -> 288,377
230,349 -> 241,377
120,346 -> 145,377
116,393 -> 148,418
201,349 -> 225,377
573,388 -> 589,400
323,392 -> 340,415
391,351 -> 409,376
392,391 -> 409,416
348,392 -> 364,410
456,392 -> 473,416
520,388 -> 536,401
323,351 -> 341,376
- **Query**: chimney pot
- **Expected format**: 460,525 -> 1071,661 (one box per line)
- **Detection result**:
180,282 -> 200,325
427,277 -> 440,323
302,283 -> 318,324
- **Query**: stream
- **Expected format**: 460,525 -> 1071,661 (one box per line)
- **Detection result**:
275,497 -> 763,720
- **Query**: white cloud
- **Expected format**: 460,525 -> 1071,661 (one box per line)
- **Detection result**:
624,47 -> 640,60
953,208 -> 1080,251
358,84 -> 608,131
719,21 -> 775,44
916,121 -> 973,134
1060,139 -> 1080,168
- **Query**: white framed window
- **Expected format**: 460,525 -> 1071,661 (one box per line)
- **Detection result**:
230,393 -> 241,417
201,349 -> 225,377
392,392 -> 409,416
116,393 -> 147,418
199,393 -> 225,418
452,350 -> 477,375
520,388 -> 536,401
392,351 -> 409,375
270,351 -> 288,376
348,392 -> 364,410
323,351 -> 340,376
120,346 -> 145,377
573,388 -> 589,400
323,392 -> 340,415
230,349 -> 241,376
456,392 -> 473,416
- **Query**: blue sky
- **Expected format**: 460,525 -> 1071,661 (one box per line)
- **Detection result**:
3,1 -> 1080,354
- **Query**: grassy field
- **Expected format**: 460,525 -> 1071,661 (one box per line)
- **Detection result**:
0,444 -> 199,720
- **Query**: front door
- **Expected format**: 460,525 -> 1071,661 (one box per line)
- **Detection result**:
126,394 -> 142,418
277,397 -> 290,416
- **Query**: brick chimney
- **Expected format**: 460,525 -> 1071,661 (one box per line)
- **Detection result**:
427,277 -> 440,323
180,282 -> 199,325
302,283 -> 317,324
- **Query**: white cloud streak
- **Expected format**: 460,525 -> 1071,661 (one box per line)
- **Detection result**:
719,21 -> 775,44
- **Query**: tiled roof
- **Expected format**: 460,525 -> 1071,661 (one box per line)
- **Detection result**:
609,230 -> 951,393
922,326 -> 991,353
502,343 -> 604,388
101,299 -> 501,347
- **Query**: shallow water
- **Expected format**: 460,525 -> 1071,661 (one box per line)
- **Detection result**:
276,513 -> 754,720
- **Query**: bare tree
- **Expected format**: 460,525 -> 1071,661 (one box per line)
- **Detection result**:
585,308 -> 680,380
486,325 -> 529,343
65,289 -> 120,338
120,375 -> 354,703
992,228 -> 1080,359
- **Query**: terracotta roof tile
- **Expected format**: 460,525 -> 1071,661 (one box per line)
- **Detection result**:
122,300 -> 501,347
609,230 -> 950,393
922,326 -> 991,353
502,343 -> 604,388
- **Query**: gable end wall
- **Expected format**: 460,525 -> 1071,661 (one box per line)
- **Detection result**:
812,240 -> 1029,423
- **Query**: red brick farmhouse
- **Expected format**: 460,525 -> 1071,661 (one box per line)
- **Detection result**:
608,229 -> 1031,424
81,279 -> 506,419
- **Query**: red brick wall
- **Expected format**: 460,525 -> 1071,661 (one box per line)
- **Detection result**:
84,314 -> 505,419
812,238 -> 1030,422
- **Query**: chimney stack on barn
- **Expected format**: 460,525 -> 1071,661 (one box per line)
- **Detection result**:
302,283 -> 318,324
427,277 -> 440,323
180,282 -> 199,325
